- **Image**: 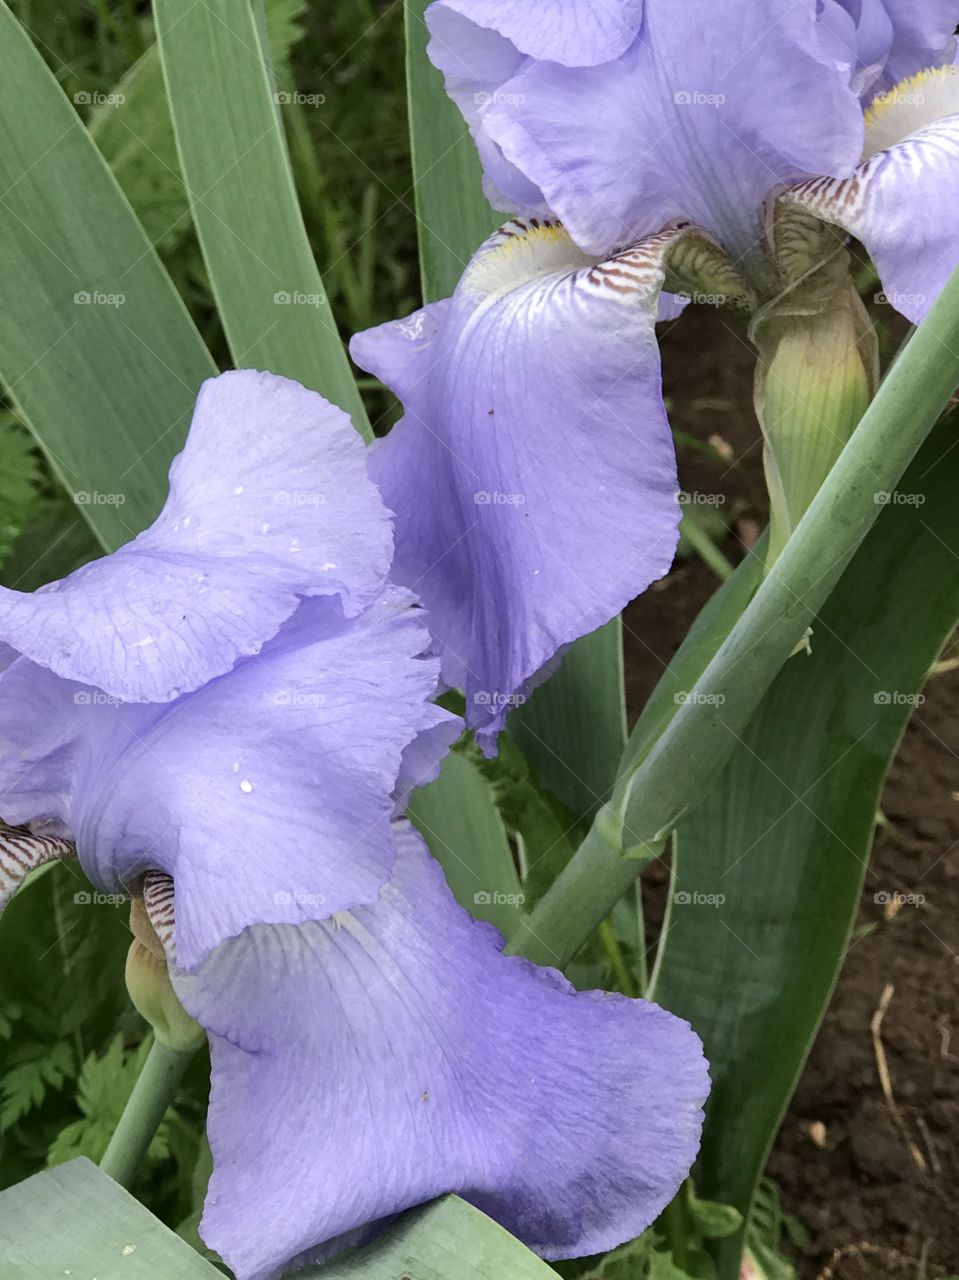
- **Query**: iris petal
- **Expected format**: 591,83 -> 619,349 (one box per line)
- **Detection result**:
0,592 -> 449,967
0,371 -> 392,703
352,218 -> 683,750
170,823 -> 708,1280
424,0 -> 647,212
429,0 -> 645,67
425,5 -> 547,214
873,0 -> 959,88
784,78 -> 959,322
442,0 -> 863,266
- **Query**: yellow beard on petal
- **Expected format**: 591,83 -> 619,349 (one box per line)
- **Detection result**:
863,65 -> 959,159
462,219 -> 590,303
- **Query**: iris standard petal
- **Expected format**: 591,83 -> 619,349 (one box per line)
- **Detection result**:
824,1 -> 958,96
171,823 -> 708,1280
478,0 -> 864,266
424,4 -> 548,213
0,592 -> 448,968
429,0 -> 645,67
823,0 -> 913,98
817,0 -> 861,86
873,0 -> 959,88
0,371 -> 392,703
783,67 -> 959,322
352,218 -> 682,749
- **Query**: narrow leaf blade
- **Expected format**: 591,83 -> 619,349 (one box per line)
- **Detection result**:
404,0 -> 500,303
155,0 -> 369,435
0,0 -> 217,550
408,752 -> 524,936
0,1158 -> 223,1276
651,415 -> 959,1277
311,1194 -> 559,1279
510,620 -> 627,822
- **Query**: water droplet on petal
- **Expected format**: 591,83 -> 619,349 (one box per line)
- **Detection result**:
239,779 -> 254,794
233,485 -> 245,496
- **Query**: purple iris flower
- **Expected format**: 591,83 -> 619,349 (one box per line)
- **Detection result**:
350,1 -> 959,748
425,0 -> 959,317
0,371 -> 708,1280
351,222 -> 686,748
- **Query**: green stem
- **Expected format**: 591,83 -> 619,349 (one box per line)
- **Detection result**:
100,1037 -> 196,1188
510,262 -> 959,967
662,1191 -> 690,1270
598,918 -> 637,997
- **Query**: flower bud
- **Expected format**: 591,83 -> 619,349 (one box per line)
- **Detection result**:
125,896 -> 204,1053
753,244 -> 878,567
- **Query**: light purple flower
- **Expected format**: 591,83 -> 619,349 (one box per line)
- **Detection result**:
428,0 -> 959,320
0,370 -> 708,1279
164,822 -> 707,1280
352,220 -> 686,748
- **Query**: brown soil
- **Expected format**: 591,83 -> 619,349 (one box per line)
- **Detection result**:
768,678 -> 959,1279
623,307 -> 959,1278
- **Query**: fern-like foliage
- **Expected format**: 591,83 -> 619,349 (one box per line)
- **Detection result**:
0,1039 -> 75,1130
46,1036 -> 171,1168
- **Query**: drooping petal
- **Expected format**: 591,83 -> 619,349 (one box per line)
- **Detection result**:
429,0 -> 645,67
0,592 -> 450,968
475,0 -> 863,268
352,218 -> 683,749
783,67 -> 959,322
171,823 -> 708,1280
0,371 -> 392,703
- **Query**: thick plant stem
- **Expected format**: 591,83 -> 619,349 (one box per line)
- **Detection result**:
510,263 -> 959,968
100,1037 -> 196,1188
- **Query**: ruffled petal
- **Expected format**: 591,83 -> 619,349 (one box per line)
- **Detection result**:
0,371 -> 391,703
173,823 -> 708,1280
817,0 -> 863,76
429,0 -> 645,67
784,73 -> 959,322
0,656 -> 96,833
873,0 -> 959,87
796,1 -> 957,97
425,5 -> 548,214
0,593 -> 447,968
478,0 -> 863,264
395,703 -> 463,809
352,218 -> 682,749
